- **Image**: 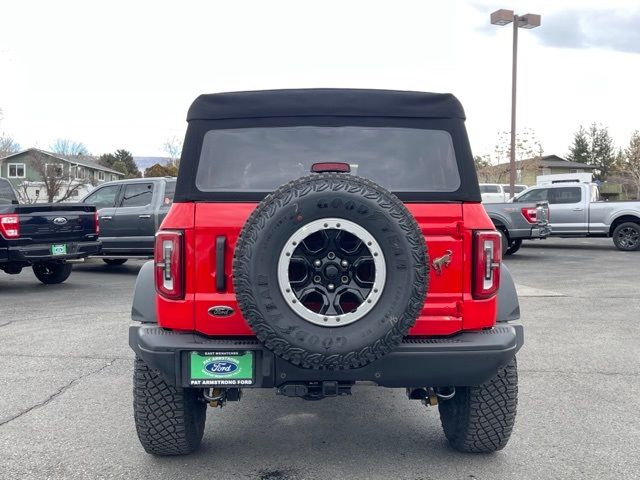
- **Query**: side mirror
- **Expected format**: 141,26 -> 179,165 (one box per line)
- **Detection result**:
11,199 -> 19,205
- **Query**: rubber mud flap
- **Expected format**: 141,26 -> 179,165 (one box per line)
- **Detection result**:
233,173 -> 429,370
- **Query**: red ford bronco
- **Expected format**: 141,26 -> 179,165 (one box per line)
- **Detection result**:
129,89 -> 523,455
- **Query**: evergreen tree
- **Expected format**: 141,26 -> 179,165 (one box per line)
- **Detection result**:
589,124 -> 616,181
99,149 -> 141,178
567,126 -> 590,164
567,124 -> 616,181
621,130 -> 640,199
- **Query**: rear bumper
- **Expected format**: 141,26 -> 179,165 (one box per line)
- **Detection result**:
129,323 -> 524,389
509,224 -> 551,240
0,240 -> 102,264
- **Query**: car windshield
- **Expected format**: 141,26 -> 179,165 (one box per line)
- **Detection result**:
195,126 -> 461,193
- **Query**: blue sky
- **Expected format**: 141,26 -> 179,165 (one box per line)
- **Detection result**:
1,0 -> 639,159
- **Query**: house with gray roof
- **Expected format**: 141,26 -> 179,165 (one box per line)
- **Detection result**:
0,148 -> 125,202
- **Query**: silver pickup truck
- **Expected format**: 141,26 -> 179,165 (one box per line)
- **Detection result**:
484,201 -> 550,256
513,182 -> 640,251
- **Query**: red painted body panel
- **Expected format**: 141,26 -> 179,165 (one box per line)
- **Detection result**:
156,201 -> 499,336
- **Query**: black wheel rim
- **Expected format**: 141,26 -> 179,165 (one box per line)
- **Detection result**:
617,227 -> 639,249
277,218 -> 386,327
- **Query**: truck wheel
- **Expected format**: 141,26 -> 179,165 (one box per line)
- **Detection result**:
133,357 -> 206,456
233,173 -> 428,370
103,259 -> 128,266
505,239 -> 522,256
612,222 -> 640,251
32,262 -> 73,284
438,357 -> 518,453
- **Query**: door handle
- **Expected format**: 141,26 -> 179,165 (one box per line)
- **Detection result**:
100,216 -> 113,220
139,214 -> 151,219
572,208 -> 584,211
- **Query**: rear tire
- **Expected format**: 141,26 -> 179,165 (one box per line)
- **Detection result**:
612,222 -> 640,251
103,258 -> 128,266
438,357 -> 518,453
32,262 -> 73,284
133,357 -> 206,456
505,239 -> 522,256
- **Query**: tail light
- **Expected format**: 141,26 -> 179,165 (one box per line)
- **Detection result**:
94,211 -> 100,235
0,215 -> 20,239
521,207 -> 537,224
473,230 -> 501,299
155,230 -> 184,300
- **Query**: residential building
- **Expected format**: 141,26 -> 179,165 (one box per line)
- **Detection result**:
479,154 -> 596,186
0,148 -> 124,203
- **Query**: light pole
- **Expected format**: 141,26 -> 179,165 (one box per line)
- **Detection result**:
490,9 -> 541,198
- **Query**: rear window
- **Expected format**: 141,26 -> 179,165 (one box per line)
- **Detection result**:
549,187 -> 581,204
0,180 -> 16,203
480,185 -> 500,193
120,183 -> 153,207
163,181 -> 176,205
195,126 -> 461,193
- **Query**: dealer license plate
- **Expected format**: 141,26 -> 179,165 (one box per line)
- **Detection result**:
51,244 -> 67,256
189,351 -> 254,386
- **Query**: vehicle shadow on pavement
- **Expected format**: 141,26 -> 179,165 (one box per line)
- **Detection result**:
521,241 -> 615,252
73,262 -> 145,275
145,387 -> 505,478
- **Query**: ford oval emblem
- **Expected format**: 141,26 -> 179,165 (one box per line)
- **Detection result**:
53,217 -> 68,225
208,305 -> 234,317
204,360 -> 239,375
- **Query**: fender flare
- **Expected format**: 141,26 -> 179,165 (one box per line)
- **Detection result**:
497,263 -> 520,322
131,261 -> 157,323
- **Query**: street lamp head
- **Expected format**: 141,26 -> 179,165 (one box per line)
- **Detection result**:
518,13 -> 541,29
490,9 -> 514,26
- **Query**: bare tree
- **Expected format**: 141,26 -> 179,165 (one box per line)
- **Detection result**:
0,134 -> 20,158
0,107 -> 21,158
163,136 -> 183,167
14,182 -> 40,204
493,128 -> 544,164
50,138 -> 89,157
28,151 -> 93,203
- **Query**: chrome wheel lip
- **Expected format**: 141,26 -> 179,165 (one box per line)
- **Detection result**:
277,218 -> 386,327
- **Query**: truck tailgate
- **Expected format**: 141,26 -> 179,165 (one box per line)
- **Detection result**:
12,204 -> 97,243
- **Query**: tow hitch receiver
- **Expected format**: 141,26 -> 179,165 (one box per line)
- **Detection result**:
277,381 -> 352,400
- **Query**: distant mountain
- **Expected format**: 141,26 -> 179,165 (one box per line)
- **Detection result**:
134,156 -> 172,170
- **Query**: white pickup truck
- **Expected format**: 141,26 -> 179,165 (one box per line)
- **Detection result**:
513,182 -> 640,251
480,183 -> 528,203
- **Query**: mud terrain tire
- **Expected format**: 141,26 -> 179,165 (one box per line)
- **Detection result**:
438,357 -> 518,453
133,357 -> 206,455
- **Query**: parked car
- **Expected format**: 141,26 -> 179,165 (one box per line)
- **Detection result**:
81,177 -> 176,265
480,183 -> 527,203
484,200 -> 550,256
513,182 -> 640,251
0,178 -> 100,284
129,89 -> 523,456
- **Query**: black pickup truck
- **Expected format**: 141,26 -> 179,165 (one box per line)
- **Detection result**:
0,178 -> 101,284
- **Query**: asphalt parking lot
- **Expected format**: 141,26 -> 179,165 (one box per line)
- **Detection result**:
1,237 -> 639,480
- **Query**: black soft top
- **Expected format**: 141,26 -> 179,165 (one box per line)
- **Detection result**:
187,89 -> 466,121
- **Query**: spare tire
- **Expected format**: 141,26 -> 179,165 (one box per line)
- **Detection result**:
233,173 -> 428,370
